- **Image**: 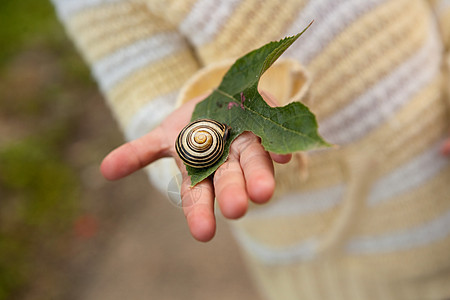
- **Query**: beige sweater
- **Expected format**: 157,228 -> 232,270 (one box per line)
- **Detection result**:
52,0 -> 450,299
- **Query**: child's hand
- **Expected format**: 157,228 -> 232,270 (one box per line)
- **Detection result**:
100,93 -> 291,242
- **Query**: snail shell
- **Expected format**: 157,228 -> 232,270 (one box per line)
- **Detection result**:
175,119 -> 230,168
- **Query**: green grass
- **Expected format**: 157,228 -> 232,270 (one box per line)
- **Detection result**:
0,139 -> 79,299
0,1 -> 94,298
0,0 -> 58,66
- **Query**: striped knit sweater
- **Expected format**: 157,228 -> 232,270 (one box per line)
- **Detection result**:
52,1 -> 450,299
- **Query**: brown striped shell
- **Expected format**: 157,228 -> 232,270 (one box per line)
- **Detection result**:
175,119 -> 229,168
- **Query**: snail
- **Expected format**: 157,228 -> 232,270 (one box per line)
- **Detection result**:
175,119 -> 230,168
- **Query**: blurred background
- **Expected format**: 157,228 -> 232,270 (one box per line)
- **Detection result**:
0,1 -> 260,299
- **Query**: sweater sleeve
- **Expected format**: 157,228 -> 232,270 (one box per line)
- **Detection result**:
427,0 -> 450,49
51,0 -> 200,140
427,0 -> 450,105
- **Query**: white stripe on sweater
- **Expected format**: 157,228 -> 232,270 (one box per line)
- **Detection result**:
346,209 -> 450,254
179,0 -> 241,46
319,23 -> 442,145
92,32 -> 186,92
368,140 -> 449,205
285,0 -> 388,64
435,0 -> 450,14
246,140 -> 448,220
232,229 -> 318,264
51,0 -> 122,19
247,185 -> 344,218
235,206 -> 450,264
124,91 -> 178,141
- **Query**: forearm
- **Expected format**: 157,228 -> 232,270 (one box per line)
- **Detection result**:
51,0 -> 200,140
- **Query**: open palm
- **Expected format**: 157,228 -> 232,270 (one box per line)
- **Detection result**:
100,94 -> 291,242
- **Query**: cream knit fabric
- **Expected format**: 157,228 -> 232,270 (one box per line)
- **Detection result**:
52,0 -> 450,299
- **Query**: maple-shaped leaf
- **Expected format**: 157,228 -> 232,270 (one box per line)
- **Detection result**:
187,21 -> 330,186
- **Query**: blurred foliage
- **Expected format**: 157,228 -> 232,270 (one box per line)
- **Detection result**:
0,0 -> 95,298
0,0 -> 57,66
0,139 -> 79,299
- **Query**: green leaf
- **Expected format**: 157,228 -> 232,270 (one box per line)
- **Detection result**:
187,21 -> 330,186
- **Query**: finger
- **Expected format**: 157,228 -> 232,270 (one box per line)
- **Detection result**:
270,152 -> 292,164
237,132 -> 276,204
259,89 -> 279,107
441,138 -> 450,156
176,158 -> 216,242
101,126 -> 169,181
213,154 -> 248,219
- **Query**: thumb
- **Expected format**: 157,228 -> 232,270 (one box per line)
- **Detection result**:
259,89 -> 279,107
442,137 -> 450,156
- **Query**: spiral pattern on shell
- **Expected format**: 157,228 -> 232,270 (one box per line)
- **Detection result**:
175,119 -> 229,168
